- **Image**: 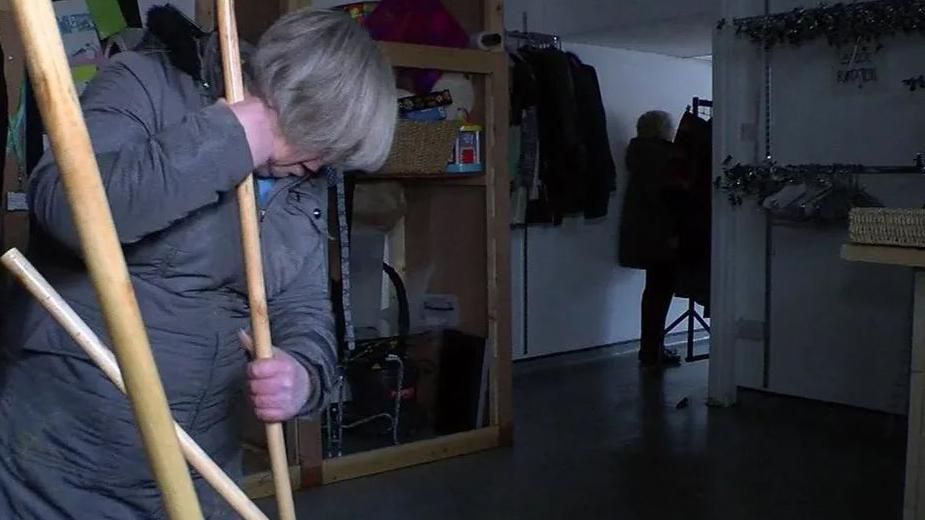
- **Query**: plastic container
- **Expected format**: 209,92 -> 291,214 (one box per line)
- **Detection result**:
446,125 -> 482,174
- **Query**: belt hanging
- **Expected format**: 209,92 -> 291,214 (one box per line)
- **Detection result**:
326,166 -> 356,353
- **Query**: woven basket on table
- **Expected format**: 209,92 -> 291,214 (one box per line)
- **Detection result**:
379,120 -> 459,175
850,208 -> 925,248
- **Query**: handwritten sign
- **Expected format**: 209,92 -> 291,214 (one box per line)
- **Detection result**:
838,68 -> 878,84
903,75 -> 925,92
835,43 -> 880,89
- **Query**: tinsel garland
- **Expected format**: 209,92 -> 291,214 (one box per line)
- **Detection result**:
716,159 -> 924,205
726,0 -> 925,48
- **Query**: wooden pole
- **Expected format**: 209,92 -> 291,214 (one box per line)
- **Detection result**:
7,1 -> 203,518
1,249 -> 269,520
216,1 -> 298,518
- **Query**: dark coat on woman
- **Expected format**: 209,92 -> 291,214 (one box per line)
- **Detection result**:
619,137 -> 683,269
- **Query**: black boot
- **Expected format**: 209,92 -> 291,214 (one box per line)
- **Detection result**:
639,348 -> 682,369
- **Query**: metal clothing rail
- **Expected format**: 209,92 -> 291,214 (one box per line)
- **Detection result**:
718,161 -> 925,205
728,0 -> 925,45
507,12 -> 561,50
693,96 -> 713,116
666,97 -> 713,363
726,160 -> 925,177
505,29 -> 561,49
507,14 -> 561,358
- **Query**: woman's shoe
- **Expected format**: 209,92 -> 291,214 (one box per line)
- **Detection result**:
639,348 -> 682,369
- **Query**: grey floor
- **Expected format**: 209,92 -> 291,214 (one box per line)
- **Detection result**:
264,347 -> 907,519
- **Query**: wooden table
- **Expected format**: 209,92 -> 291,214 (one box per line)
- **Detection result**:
842,243 -> 925,520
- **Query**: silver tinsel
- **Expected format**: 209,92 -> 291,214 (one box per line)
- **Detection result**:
724,0 -> 925,48
716,158 -> 925,206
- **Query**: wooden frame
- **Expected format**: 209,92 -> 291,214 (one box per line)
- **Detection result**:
321,427 -> 501,484
842,243 -> 925,269
379,42 -> 496,74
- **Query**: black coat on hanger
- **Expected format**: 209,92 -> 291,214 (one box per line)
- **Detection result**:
673,111 -> 712,309
519,46 -> 582,225
567,52 -> 616,220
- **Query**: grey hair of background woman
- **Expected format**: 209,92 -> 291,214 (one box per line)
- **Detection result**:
253,9 -> 397,172
636,110 -> 674,141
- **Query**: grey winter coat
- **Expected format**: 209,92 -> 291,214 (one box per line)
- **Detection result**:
0,22 -> 336,519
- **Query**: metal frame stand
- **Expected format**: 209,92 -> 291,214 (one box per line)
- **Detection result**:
665,298 -> 711,362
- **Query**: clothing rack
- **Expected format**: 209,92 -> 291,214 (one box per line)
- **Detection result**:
507,12 -> 561,50
505,29 -> 562,49
665,96 -> 714,363
508,14 -> 561,358
665,300 -> 710,362
692,97 -> 713,118
718,158 -> 925,204
726,161 -> 925,177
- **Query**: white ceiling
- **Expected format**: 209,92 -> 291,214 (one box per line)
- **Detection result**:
315,0 -> 721,59
504,0 -> 721,58
567,12 -> 718,58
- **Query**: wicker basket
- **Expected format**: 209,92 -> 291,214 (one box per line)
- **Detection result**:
380,120 -> 460,175
850,208 -> 925,248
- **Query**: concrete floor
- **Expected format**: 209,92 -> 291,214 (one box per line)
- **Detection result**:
266,347 -> 907,520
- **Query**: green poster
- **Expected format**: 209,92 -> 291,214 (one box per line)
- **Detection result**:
72,64 -> 99,95
87,0 -> 127,39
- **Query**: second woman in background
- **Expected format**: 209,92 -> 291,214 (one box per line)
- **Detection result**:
619,110 -> 688,369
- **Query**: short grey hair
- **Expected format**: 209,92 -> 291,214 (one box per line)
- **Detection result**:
636,110 -> 673,141
254,9 -> 397,171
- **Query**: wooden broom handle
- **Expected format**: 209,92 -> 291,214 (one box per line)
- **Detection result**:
7,1 -> 202,518
216,2 -> 298,519
0,249 -> 269,520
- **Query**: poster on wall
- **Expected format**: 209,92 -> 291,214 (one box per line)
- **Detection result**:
72,64 -> 99,96
86,0 -> 128,39
54,0 -> 103,67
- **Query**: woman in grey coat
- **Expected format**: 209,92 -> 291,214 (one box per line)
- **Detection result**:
0,7 -> 396,518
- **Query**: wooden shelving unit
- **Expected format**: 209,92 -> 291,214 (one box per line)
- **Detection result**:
320,426 -> 501,484
842,243 -> 925,268
236,0 -> 512,497
378,41 -> 501,74
353,173 -> 488,186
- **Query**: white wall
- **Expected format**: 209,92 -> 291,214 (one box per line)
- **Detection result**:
713,0 -> 925,413
511,43 -> 712,359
